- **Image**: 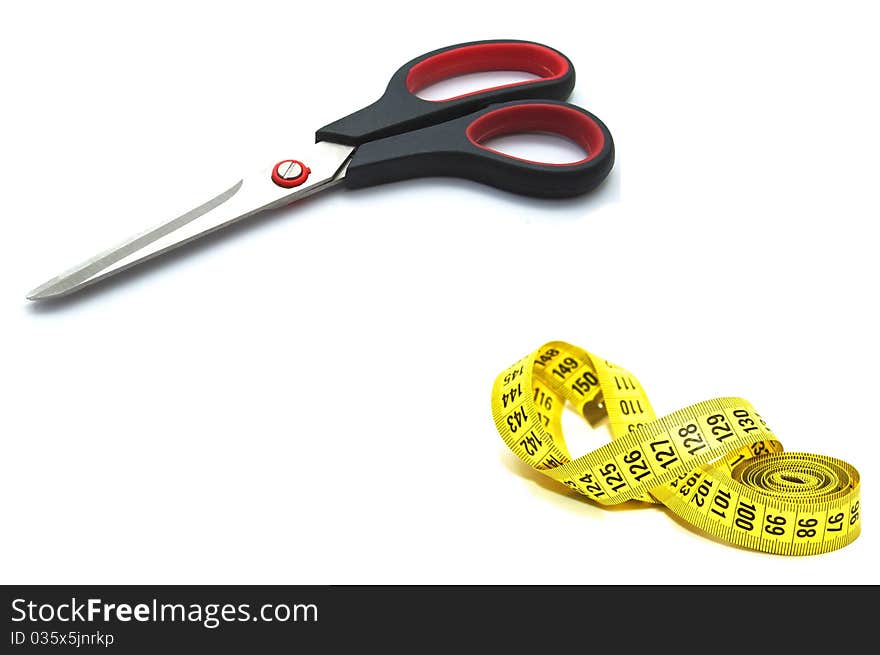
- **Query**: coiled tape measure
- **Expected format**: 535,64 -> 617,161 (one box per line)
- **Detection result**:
491,341 -> 860,555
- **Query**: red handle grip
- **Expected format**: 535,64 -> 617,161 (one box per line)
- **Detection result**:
405,42 -> 570,101
466,103 -> 606,166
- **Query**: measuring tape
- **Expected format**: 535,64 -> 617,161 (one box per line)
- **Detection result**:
491,341 -> 860,555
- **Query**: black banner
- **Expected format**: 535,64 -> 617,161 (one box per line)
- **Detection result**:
1,585 -> 864,651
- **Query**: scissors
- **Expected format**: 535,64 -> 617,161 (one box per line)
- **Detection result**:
27,39 -> 614,301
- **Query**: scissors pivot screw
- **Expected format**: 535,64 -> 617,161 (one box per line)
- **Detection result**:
271,159 -> 311,189
280,161 -> 303,179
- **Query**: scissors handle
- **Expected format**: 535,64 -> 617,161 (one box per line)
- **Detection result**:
317,39 -> 576,146
344,100 -> 614,198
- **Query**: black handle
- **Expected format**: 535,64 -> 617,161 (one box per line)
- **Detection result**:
316,39 -> 575,146
343,100 -> 614,199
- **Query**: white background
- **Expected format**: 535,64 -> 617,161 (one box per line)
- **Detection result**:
2,1 -> 878,584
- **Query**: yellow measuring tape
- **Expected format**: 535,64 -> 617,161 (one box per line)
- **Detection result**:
491,341 -> 860,555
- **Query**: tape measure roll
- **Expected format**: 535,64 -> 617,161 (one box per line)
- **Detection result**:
491,341 -> 860,555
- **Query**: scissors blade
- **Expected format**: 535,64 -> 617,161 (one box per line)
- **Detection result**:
27,141 -> 355,301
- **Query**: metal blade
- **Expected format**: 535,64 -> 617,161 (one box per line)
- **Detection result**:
27,141 -> 355,300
